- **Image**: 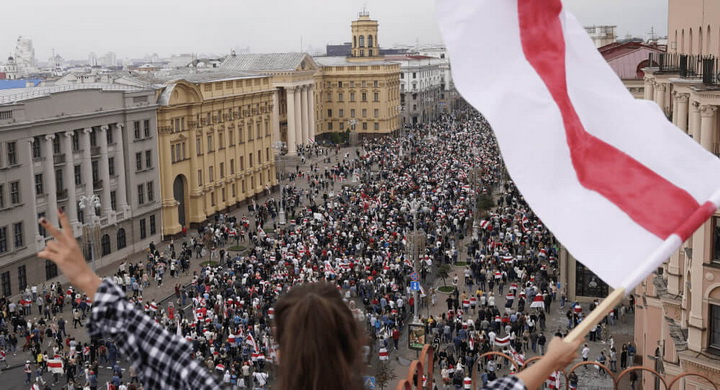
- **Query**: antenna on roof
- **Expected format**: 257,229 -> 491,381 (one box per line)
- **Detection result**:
648,26 -> 657,41
359,3 -> 369,17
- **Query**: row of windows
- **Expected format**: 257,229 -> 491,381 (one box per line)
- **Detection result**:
0,265 -> 27,296
197,148 -> 270,186
0,182 -> 21,208
327,108 -> 380,119
99,228 -> 128,257
325,91 -> 380,103
208,171 -> 270,206
0,222 -> 24,255
202,78 -> 265,93
133,120 -> 152,140
327,121 -> 381,131
328,80 -> 380,89
135,150 -> 153,171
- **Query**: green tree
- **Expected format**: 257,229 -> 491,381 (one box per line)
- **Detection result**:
437,264 -> 451,287
375,361 -> 397,390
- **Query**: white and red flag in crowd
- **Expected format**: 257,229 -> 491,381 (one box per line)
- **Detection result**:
437,0 -> 720,290
494,335 -> 510,347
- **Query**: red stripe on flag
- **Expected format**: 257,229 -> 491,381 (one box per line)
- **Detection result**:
517,0 -> 702,240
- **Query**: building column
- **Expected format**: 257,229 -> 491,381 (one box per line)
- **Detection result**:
689,101 -> 701,141
675,93 -> 689,133
654,83 -> 666,113
43,134 -> 58,227
272,90 -> 280,146
114,124 -> 129,212
644,78 -> 655,101
63,132 -> 78,224
25,139 -> 41,244
286,88 -> 297,156
294,87 -> 302,151
98,125 -> 112,216
700,105 -> 717,151
300,85 -> 309,146
82,128 -> 96,217
308,86 -> 316,142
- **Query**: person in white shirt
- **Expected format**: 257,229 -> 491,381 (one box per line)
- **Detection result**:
581,344 -> 591,369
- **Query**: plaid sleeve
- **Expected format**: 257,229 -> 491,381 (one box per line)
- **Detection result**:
88,278 -> 223,390
480,376 -> 526,390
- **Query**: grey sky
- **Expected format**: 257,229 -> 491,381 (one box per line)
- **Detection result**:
0,0 -> 667,61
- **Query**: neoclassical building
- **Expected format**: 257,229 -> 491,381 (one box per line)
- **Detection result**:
0,84 -> 161,294
220,53 -> 318,156
141,71 -> 277,236
637,1 -> 720,388
314,11 -> 401,140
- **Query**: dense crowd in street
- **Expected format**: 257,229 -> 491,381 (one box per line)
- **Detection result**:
0,109 -> 634,389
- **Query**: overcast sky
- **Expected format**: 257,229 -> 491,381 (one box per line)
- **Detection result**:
0,0 -> 668,61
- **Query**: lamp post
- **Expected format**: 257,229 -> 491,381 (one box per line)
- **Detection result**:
347,119 -> 357,146
404,198 -> 425,325
272,141 -> 287,225
78,195 -> 101,272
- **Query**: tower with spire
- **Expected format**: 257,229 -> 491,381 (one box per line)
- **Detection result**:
349,8 -> 380,61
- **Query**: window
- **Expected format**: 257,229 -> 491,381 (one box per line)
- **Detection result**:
35,174 -> 44,195
137,184 -> 145,205
211,191 -> 215,206
106,127 -> 114,144
140,219 -> 147,239
78,209 -> 84,224
374,92 -> 379,102
328,109 -> 333,117
713,217 -> 720,263
0,111 -> 12,120
240,156 -> 244,171
17,265 -> 26,291
0,227 -> 6,254
374,109 -> 379,118
232,184 -> 236,197
144,120 -> 151,137
74,165 -> 82,186
108,157 -> 115,176
55,169 -> 64,191
351,109 -> 356,118
209,166 -> 214,182
328,122 -> 333,131
147,182 -> 154,202
362,122 -> 368,131
230,159 -> 235,175
0,185 -> 3,208
339,109 -> 344,118
249,154 -> 253,168
229,130 -> 234,146
374,80 -> 379,88
362,109 -> 367,118
362,92 -> 367,102
711,304 -> 720,354
256,123 -> 261,139
338,81 -> 343,88
92,161 -> 99,183
207,134 -> 213,153
90,130 -> 97,147
32,138 -> 41,159
134,121 -> 141,139
117,228 -> 126,250
111,191 -> 117,211
101,234 -> 111,256
136,152 -> 142,171
338,92 -> 344,102
220,162 -> 225,178
10,181 -> 19,204
350,92 -> 356,102
413,72 -> 417,79
575,262 -> 609,298
196,137 -> 202,156
7,142 -> 16,165
374,122 -> 380,131
150,215 -> 156,235
241,180 -> 246,193
339,123 -> 345,131
72,131 -> 80,151
45,260 -> 58,281
38,212 -> 46,237
257,150 -> 262,165
0,271 -> 10,296
219,132 -> 225,149
266,148 -> 270,162
361,81 -> 366,88
198,169 -> 203,186
145,150 -> 152,169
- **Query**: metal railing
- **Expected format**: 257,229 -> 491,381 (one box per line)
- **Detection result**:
399,345 -> 719,389
649,53 -> 720,85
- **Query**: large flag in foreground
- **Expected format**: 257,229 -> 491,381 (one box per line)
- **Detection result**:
437,0 -> 720,290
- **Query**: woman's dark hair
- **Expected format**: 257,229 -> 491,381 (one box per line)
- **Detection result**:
273,282 -> 365,390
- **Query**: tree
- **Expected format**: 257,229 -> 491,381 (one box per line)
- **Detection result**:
437,264 -> 451,287
375,361 -> 397,390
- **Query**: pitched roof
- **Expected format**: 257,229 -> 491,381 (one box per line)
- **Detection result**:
0,83 -> 148,105
220,53 -> 313,72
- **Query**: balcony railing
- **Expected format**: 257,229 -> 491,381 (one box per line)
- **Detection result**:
649,53 -> 720,85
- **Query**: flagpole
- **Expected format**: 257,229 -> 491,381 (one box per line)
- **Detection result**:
564,287 -> 625,343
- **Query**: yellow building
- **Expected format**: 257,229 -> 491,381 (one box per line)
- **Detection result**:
314,10 -> 402,140
149,71 -> 277,235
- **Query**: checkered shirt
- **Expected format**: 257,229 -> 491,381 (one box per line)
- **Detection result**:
481,376 -> 526,390
88,279 -> 222,389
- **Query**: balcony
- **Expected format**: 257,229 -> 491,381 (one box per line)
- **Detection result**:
91,146 -> 101,156
649,53 -> 720,85
93,180 -> 103,190
56,189 -> 68,200
53,154 -> 66,165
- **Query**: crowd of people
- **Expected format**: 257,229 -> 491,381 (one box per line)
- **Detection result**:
0,108 -> 623,389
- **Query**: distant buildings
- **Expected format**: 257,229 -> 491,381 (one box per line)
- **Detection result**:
0,84 -> 161,294
585,25 -> 618,48
599,41 -> 665,98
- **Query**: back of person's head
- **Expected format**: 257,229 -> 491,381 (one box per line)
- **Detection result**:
274,282 -> 364,390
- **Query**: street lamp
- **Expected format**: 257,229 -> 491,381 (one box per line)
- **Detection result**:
347,119 -> 357,146
78,195 -> 101,272
404,198 -> 426,325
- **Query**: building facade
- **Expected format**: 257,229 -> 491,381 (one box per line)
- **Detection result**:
152,71 -> 278,236
386,55 -> 443,126
0,84 -> 161,295
637,1 -> 720,388
314,11 -> 402,140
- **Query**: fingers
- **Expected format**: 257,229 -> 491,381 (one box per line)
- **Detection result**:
58,209 -> 74,241
39,217 -> 65,244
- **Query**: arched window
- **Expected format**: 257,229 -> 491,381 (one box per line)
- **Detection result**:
707,25 -> 712,56
353,36 -> 357,48
368,35 -> 374,47
689,28 -> 694,55
359,35 -> 365,48
681,29 -> 685,53
101,234 -> 111,256
699,27 -> 703,56
117,228 -> 127,250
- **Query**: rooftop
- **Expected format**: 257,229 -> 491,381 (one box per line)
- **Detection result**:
0,83 -> 148,105
220,53 -> 313,72
314,56 -> 391,67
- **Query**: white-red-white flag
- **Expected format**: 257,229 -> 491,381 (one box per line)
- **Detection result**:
437,0 -> 720,290
494,335 -> 510,347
